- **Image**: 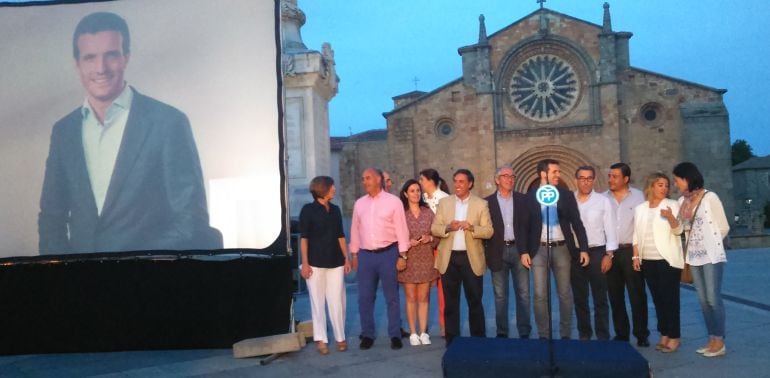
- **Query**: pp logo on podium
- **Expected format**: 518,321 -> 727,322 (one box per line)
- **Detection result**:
536,185 -> 559,207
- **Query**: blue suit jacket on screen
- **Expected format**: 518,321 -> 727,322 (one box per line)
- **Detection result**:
38,88 -> 222,254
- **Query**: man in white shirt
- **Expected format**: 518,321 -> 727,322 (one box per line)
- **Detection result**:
571,166 -> 618,340
432,169 -> 493,346
603,163 -> 650,347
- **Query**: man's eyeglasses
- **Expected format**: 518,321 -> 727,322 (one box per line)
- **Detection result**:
497,174 -> 515,180
576,176 -> 595,181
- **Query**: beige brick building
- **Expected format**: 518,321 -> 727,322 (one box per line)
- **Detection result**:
339,4 -> 733,219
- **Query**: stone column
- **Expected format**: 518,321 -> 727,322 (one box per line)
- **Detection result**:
680,102 -> 734,225
281,0 -> 339,218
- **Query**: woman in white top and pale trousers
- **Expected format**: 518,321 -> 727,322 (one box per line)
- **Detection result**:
632,172 -> 683,353
418,168 -> 449,336
673,162 -> 730,358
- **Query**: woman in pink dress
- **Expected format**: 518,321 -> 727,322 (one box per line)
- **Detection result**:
397,179 -> 440,346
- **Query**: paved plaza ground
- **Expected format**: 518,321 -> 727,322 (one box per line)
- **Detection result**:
1,248 -> 769,377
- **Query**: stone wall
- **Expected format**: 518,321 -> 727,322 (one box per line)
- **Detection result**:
618,68 -> 732,218
387,80 -> 497,199
338,139 -> 389,215
488,12 -> 602,74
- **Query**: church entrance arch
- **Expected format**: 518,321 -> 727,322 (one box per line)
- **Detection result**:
509,145 -> 607,193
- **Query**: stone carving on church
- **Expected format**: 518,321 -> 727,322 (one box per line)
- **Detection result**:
509,54 -> 579,122
320,42 -> 334,79
282,54 -> 296,77
281,1 -> 306,25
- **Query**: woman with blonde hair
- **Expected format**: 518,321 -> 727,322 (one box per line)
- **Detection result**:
673,162 -> 729,357
632,172 -> 683,353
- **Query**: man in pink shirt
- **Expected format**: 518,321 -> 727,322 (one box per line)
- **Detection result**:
350,168 -> 411,350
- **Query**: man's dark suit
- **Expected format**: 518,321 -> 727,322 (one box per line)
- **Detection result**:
484,191 -> 534,269
484,190 -> 536,338
527,185 -> 589,338
39,88 -> 222,254
526,186 -> 589,257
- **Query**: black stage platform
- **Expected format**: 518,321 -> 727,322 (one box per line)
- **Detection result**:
0,255 -> 293,355
443,337 -> 649,378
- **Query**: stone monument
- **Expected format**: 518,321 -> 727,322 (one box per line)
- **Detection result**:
281,0 -> 339,218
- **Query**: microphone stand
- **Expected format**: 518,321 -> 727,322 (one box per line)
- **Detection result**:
546,205 -> 558,378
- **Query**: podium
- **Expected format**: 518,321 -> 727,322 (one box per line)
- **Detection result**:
442,337 -> 649,378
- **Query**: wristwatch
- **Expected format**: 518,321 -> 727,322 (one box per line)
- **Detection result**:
399,254 -> 408,260
606,251 -> 614,259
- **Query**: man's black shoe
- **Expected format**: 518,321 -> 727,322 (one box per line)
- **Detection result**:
613,336 -> 630,342
496,334 -> 507,338
400,328 -> 410,338
637,337 -> 650,347
390,337 -> 403,350
520,335 -> 530,339
360,336 -> 374,350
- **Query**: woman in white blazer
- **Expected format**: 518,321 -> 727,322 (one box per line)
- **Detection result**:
632,172 -> 683,353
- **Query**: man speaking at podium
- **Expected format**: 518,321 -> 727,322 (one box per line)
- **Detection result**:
523,159 -> 589,340
38,12 -> 221,254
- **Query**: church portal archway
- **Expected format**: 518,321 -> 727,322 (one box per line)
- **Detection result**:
509,145 -> 607,193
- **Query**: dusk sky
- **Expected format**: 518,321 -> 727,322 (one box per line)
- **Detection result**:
300,0 -> 770,156
3,0 -> 767,155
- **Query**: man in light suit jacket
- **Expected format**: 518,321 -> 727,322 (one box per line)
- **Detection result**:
431,169 -> 493,346
38,12 -> 221,254
484,165 -> 537,339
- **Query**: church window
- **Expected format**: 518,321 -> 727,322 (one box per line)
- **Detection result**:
644,109 -> 657,121
509,54 -> 579,122
640,103 -> 662,123
435,119 -> 455,138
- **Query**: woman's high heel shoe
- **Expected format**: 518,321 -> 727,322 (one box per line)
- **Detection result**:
660,340 -> 680,353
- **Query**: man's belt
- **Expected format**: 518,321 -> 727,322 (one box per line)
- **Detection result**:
618,243 -> 633,249
540,240 -> 566,247
589,245 -> 606,251
367,242 -> 397,253
504,240 -> 516,246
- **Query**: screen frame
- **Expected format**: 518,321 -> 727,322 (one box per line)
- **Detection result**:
0,0 -> 288,263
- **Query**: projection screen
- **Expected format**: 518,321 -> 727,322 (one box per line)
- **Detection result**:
0,0 -> 284,258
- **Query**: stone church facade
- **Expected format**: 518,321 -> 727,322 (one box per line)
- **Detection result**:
339,4 -> 733,220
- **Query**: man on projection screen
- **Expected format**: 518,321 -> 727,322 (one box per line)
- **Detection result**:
38,11 -> 222,254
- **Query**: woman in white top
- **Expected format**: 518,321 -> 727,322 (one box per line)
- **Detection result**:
419,168 -> 449,214
418,168 -> 449,336
632,172 -> 683,353
673,162 -> 730,358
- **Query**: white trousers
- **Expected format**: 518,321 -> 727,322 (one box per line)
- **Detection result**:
305,265 -> 346,343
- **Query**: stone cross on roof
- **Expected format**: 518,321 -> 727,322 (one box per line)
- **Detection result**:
537,0 -> 546,9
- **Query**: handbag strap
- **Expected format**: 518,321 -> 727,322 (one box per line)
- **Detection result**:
683,190 -> 708,257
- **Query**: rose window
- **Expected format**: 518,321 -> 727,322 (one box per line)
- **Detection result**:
509,54 -> 579,122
